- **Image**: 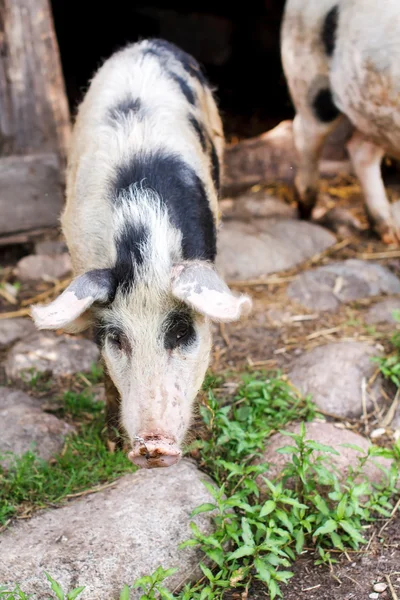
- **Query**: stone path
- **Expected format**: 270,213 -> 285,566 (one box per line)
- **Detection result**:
1,186 -> 400,598
0,460 -> 216,600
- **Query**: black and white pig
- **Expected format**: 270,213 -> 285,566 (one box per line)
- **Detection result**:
281,0 -> 400,244
31,39 -> 251,468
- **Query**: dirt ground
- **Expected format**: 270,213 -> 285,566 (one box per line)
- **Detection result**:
1,178 -> 400,599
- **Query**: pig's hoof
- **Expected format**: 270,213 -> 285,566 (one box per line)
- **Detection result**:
128,435 -> 182,468
378,223 -> 400,246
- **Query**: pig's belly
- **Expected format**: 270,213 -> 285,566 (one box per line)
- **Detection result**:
331,49 -> 400,159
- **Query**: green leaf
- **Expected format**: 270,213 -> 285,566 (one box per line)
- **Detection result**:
295,529 -> 305,554
330,531 -> 344,551
199,563 -> 214,583
191,503 -> 216,517
119,585 -> 131,600
307,441 -> 339,455
275,509 -> 293,533
275,445 -> 298,455
67,587 -> 86,600
336,496 -> 347,520
339,443 -> 366,454
338,520 -> 366,544
44,573 -> 64,600
268,579 -> 281,599
260,500 -> 276,517
228,545 -> 256,561
254,557 -> 271,583
313,519 -> 337,537
205,548 -> 224,568
241,518 -> 255,547
275,570 -> 294,583
279,497 -> 308,509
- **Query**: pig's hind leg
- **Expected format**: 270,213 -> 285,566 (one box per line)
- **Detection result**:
292,97 -> 342,219
347,131 -> 400,245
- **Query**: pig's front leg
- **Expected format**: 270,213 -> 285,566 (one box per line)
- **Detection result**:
347,131 -> 400,246
104,370 -> 124,451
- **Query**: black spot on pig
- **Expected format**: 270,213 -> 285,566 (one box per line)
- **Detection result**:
322,5 -> 339,57
210,140 -> 220,194
113,222 -> 149,291
108,97 -> 142,123
189,115 -> 207,151
164,310 -> 197,351
112,150 -> 216,262
313,88 -> 340,122
145,38 -> 208,87
169,72 -> 196,105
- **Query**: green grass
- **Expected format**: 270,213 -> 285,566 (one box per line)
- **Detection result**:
374,310 -> 400,387
2,371 -> 400,600
0,387 -> 135,526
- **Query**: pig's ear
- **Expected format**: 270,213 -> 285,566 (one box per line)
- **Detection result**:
171,262 -> 252,322
31,269 -> 116,332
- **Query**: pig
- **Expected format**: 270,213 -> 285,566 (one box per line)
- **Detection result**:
31,39 -> 251,468
281,0 -> 400,244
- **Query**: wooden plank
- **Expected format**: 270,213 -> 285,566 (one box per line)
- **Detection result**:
0,0 -> 70,160
0,153 -> 64,235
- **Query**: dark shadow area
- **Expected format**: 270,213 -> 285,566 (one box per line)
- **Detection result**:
50,0 -> 293,141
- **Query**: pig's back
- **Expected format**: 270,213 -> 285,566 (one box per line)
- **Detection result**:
62,40 -> 223,274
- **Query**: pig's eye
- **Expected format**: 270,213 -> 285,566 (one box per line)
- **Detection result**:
108,333 -> 122,350
175,325 -> 189,341
164,313 -> 196,350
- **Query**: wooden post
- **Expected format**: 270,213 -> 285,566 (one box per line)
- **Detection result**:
0,0 -> 71,240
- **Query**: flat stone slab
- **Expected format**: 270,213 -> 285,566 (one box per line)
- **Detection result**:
257,421 -> 391,490
216,218 -> 335,280
365,298 -> 400,325
0,387 -> 73,468
0,459 -> 216,599
287,259 -> 400,311
5,331 -> 99,380
288,341 -> 382,418
0,318 -> 35,348
15,254 -> 72,282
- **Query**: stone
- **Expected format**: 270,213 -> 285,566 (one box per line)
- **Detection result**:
257,421 -> 391,487
288,342 -> 382,418
220,194 -> 297,221
287,259 -> 400,311
216,219 -> 335,281
313,206 -> 363,237
365,298 -> 400,324
0,318 -> 35,348
223,120 -> 352,196
0,388 -> 73,467
15,253 -> 72,282
5,332 -> 99,380
34,239 -> 68,255
373,582 -> 387,593
0,459 -> 216,599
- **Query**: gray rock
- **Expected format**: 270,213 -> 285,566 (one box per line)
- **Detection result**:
0,318 -> 35,348
0,388 -> 73,467
216,219 -> 335,280
15,254 -> 72,282
0,460 -> 216,599
288,342 -> 382,418
220,194 -> 297,221
257,421 -> 391,489
287,259 -> 400,311
365,298 -> 400,324
34,240 -> 68,256
5,332 -> 99,380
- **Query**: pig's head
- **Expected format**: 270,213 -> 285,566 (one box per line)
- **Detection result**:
31,260 -> 251,468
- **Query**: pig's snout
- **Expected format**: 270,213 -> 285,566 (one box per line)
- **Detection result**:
128,435 -> 182,469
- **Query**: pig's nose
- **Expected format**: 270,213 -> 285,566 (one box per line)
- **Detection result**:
128,435 -> 182,468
